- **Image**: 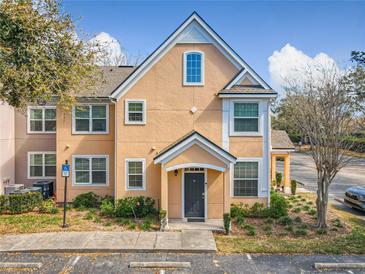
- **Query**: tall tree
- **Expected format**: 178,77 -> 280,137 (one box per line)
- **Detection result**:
0,0 -> 98,109
283,65 -> 357,228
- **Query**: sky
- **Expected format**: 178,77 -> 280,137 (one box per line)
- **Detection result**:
63,0 -> 365,92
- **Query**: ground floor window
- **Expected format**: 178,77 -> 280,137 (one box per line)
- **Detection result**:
125,158 -> 145,190
72,155 -> 108,185
233,161 -> 259,196
28,152 -> 56,179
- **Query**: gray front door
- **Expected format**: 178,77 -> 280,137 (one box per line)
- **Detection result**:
184,172 -> 205,218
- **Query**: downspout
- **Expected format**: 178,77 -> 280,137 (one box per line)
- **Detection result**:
111,97 -> 117,203
267,99 -> 273,207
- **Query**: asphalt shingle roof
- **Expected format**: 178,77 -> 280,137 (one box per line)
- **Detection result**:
76,66 -> 136,97
219,85 -> 277,95
271,130 -> 295,150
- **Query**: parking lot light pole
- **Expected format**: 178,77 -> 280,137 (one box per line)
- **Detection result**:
62,160 -> 70,228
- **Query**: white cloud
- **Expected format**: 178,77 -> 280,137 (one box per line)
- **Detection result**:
88,32 -> 126,66
268,44 -> 339,95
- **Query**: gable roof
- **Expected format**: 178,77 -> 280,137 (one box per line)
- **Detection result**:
154,130 -> 236,165
110,12 -> 271,100
271,130 -> 295,151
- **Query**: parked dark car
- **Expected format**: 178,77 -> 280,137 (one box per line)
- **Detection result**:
344,186 -> 365,212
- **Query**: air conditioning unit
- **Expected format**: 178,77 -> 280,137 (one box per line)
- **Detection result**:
4,184 -> 24,195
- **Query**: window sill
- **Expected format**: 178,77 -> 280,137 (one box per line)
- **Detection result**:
183,83 -> 204,87
27,131 -> 56,134
124,122 -> 146,125
229,132 -> 263,137
126,188 -> 146,191
28,176 -> 56,180
231,196 -> 259,199
72,131 -> 109,135
72,184 -> 109,187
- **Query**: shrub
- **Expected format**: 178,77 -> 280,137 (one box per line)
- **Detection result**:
39,199 -> 59,214
302,205 -> 310,211
236,214 -> 245,227
114,196 -> 156,218
104,221 -> 112,227
140,220 -> 152,231
101,196 -> 115,205
317,228 -> 327,235
275,172 -> 283,186
293,228 -> 308,237
264,217 -> 273,224
73,192 -> 101,209
94,216 -> 101,223
308,209 -> 317,216
292,207 -> 301,213
7,192 -> 43,214
250,202 -> 269,218
243,224 -> 256,236
128,221 -> 136,230
293,216 -> 302,223
284,225 -> 294,232
277,216 -> 292,226
306,201 -> 313,205
230,203 -> 249,218
0,195 -> 7,213
268,191 -> 288,218
223,213 -> 231,235
100,200 -> 115,217
290,180 -> 297,195
333,218 -> 343,228
85,210 -> 95,220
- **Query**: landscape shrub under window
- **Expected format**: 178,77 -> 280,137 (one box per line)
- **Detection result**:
114,196 -> 156,218
73,192 -> 101,208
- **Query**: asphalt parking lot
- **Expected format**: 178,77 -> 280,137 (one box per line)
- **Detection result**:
1,252 -> 365,274
277,152 -> 365,198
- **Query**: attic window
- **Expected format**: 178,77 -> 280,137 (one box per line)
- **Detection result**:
183,51 -> 204,86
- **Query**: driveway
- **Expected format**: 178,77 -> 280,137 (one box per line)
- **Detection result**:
277,152 -> 365,198
1,252 -> 365,273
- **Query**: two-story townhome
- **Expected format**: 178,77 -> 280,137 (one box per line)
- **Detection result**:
1,12 -> 295,223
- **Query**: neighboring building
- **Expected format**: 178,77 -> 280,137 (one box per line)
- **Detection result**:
4,12 -> 295,223
0,102 -> 15,194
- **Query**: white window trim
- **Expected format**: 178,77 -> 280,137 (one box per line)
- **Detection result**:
72,104 -> 109,134
231,157 -> 262,198
183,50 -> 205,86
27,106 -> 56,134
124,99 -> 147,125
72,155 -> 109,186
229,100 -> 263,136
125,158 -> 146,191
27,151 -> 56,179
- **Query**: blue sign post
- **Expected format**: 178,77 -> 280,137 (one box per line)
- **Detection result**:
62,160 -> 70,228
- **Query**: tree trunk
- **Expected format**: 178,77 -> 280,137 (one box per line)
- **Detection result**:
316,174 -> 329,228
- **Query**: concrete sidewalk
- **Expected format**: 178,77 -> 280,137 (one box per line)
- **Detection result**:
0,230 -> 216,253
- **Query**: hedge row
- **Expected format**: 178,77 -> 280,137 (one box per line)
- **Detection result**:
0,192 -> 43,214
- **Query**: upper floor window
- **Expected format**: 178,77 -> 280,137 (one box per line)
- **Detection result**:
230,102 -> 260,135
233,161 -> 259,197
28,152 -> 56,179
72,104 -> 108,134
27,106 -> 56,133
183,51 -> 204,85
125,100 -> 146,125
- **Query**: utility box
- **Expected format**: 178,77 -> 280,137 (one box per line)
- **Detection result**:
32,181 -> 54,199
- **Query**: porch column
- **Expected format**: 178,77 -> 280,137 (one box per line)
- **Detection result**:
223,165 -> 231,214
283,154 -> 291,193
160,165 -> 168,212
271,155 -> 276,183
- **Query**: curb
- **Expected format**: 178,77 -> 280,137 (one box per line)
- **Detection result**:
0,248 -> 216,254
0,262 -> 43,269
129,261 -> 191,269
315,263 -> 365,270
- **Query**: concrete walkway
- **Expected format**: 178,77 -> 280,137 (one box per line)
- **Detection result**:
0,230 -> 216,253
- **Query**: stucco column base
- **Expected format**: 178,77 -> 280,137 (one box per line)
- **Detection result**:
284,186 -> 291,194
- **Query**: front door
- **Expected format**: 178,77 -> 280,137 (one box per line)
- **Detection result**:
184,172 -> 205,219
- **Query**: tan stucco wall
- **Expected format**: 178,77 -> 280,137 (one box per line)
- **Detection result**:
115,44 -> 239,201
229,136 -> 263,157
14,110 -> 56,187
167,170 -> 181,218
165,144 -> 227,170
0,103 -> 15,194
55,104 -> 115,202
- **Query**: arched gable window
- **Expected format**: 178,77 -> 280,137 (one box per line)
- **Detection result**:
183,51 -> 204,85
